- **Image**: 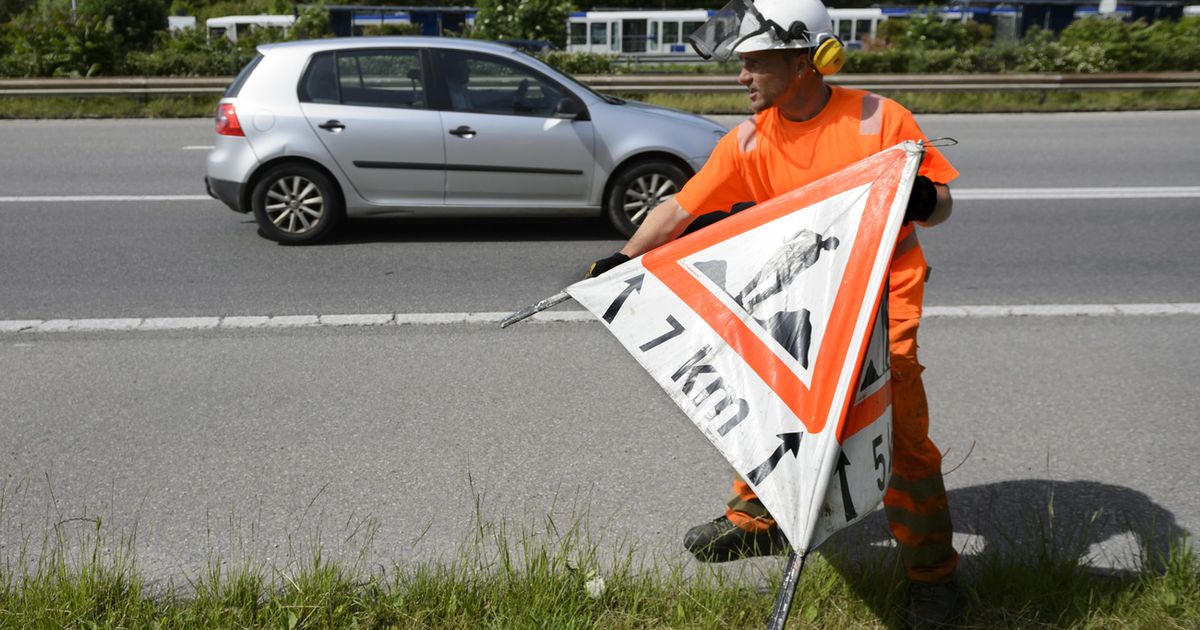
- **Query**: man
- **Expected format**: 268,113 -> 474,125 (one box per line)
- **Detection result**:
586,0 -> 960,627
445,55 -> 474,111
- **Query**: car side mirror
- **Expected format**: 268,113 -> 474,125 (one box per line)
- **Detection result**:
553,97 -> 585,120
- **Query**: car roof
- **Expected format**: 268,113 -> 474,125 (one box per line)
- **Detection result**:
258,37 -> 522,56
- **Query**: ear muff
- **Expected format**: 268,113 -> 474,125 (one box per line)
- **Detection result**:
811,33 -> 845,76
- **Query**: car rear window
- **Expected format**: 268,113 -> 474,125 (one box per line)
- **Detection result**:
299,52 -> 339,104
224,54 -> 263,98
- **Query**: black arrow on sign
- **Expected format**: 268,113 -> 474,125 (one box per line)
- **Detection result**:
746,432 -> 803,485
602,274 -> 644,323
835,451 -> 858,520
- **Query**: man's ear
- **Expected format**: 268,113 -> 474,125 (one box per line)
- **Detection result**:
791,51 -> 811,78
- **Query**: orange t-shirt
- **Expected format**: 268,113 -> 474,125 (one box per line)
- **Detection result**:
675,87 -> 959,319
676,86 -> 959,222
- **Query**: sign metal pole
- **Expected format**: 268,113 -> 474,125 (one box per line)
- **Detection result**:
766,551 -> 807,630
499,290 -> 571,328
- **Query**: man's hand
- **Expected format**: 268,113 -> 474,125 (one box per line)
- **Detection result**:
905,175 -> 938,225
586,252 -> 630,278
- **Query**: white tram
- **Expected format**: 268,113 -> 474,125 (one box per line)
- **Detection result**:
565,8 -> 888,56
206,14 -> 295,43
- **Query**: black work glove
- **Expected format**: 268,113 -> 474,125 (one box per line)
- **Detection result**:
586,252 -> 629,278
904,175 -> 938,225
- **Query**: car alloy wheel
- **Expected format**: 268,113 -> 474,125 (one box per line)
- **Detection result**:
605,160 -> 688,238
251,163 -> 343,245
624,172 -> 679,226
265,175 -> 325,235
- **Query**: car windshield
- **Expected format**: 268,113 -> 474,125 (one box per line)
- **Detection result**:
509,49 -> 625,105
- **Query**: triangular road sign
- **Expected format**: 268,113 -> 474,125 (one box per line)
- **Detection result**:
568,142 -> 924,554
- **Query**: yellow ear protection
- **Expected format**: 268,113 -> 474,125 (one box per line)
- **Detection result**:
810,32 -> 845,76
778,20 -> 845,76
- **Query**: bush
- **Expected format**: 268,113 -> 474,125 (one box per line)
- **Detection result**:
1016,25 -> 1118,73
0,7 -> 119,77
120,25 -> 254,76
4,5 -> 1200,78
844,48 -> 913,73
538,50 -> 615,75
1057,15 -> 1200,72
877,10 -> 993,50
906,47 -> 962,72
360,23 -> 422,37
168,0 -> 292,23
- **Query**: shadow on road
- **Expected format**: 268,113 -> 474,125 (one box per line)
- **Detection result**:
254,208 -> 745,246
818,478 -> 1190,628
305,216 -> 621,245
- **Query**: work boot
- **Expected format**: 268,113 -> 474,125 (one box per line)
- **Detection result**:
907,579 -> 960,629
682,515 -> 787,562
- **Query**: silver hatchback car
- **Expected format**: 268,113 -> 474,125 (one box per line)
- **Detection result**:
205,37 -> 727,244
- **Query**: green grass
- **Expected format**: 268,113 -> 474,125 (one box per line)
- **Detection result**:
1,493 -> 1198,629
1,89 -> 1198,120
0,95 -> 221,119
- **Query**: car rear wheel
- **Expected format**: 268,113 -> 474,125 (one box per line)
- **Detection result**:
251,164 -> 343,244
604,160 -> 688,238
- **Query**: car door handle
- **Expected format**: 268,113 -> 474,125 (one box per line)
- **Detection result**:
318,120 -> 345,132
448,125 -> 476,138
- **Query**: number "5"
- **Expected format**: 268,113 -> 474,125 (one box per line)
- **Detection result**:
872,435 -> 886,491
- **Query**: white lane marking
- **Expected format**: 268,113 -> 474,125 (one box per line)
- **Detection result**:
2,187 -> 1198,204
953,187 -> 1200,200
0,195 -> 211,203
2,303 -> 1197,334
182,145 -> 214,151
922,304 -> 1200,317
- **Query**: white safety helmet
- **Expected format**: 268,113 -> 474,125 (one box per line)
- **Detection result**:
689,0 -> 845,74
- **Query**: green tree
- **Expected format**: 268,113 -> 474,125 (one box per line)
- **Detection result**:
0,0 -> 36,22
288,3 -> 330,40
471,0 -> 574,49
0,5 -> 119,76
77,0 -> 169,49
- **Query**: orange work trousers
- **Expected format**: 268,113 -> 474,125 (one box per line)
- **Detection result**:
725,234 -> 958,583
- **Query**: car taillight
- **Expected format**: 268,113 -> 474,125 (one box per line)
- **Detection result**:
215,103 -> 244,137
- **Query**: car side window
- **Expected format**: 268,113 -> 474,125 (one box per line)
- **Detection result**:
438,50 -> 564,118
300,49 -> 426,109
299,52 -> 338,104
337,50 -> 426,109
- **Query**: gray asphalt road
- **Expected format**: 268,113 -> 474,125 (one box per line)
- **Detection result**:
0,119 -> 215,197
2,113 -> 1198,583
1,112 -> 1198,319
2,111 -> 1198,195
3,316 -> 1196,580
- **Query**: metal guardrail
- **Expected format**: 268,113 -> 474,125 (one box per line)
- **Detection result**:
581,72 -> 1200,93
1,73 -> 1198,97
0,77 -> 230,97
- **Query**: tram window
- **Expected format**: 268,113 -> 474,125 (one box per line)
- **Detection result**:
838,19 -> 853,41
683,20 -> 704,40
570,22 -> 587,46
590,22 -> 606,46
610,22 -> 619,51
664,21 -> 679,44
856,20 -> 872,40
649,21 -> 659,50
